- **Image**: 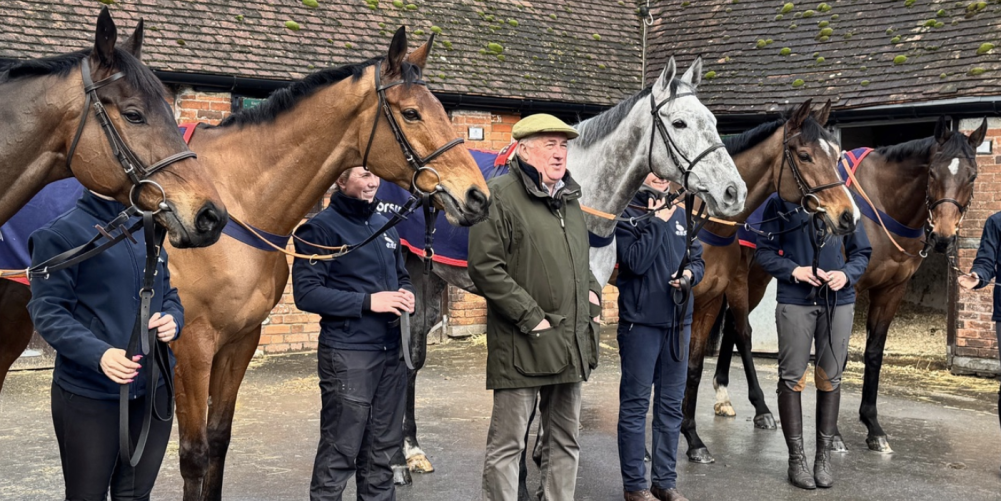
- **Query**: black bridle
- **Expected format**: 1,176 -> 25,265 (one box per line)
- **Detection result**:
645,87 -> 726,362
357,62 -> 467,370
780,131 -> 846,215
67,58 -> 198,212
921,161 -> 973,258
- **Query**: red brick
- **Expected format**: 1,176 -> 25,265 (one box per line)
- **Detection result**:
263,324 -> 291,335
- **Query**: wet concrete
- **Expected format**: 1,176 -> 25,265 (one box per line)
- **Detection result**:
1,326 -> 1000,500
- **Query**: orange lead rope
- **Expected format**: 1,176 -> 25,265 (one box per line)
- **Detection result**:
839,155 -> 916,256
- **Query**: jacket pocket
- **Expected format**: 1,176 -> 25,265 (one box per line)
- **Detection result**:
587,319 -> 600,370
513,314 -> 570,377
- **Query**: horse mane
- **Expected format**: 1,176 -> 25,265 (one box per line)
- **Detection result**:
574,78 -> 695,149
876,133 -> 973,163
724,119 -> 784,155
724,107 -> 836,156
0,49 -> 165,105
215,57 -> 422,128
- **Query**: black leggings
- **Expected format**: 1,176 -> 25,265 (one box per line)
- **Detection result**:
51,383 -> 173,501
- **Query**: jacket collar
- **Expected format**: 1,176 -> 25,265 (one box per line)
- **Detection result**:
77,191 -> 128,222
330,191 -> 377,221
510,156 -> 581,202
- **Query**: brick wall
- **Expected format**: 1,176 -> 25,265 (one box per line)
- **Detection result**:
173,88 -> 232,125
952,117 -> 1001,376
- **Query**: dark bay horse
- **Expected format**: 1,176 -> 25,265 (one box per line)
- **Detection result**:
390,57 -> 749,484
713,116 -> 989,454
0,28 -> 491,501
679,100 -> 859,464
0,7 -> 225,247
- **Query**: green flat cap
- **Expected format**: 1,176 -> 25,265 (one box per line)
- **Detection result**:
512,113 -> 578,140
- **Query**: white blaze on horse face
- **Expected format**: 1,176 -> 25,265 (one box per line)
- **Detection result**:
948,157 -> 960,176
820,140 -> 838,161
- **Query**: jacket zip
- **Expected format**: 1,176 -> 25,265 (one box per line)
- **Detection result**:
552,200 -> 586,378
367,219 -> 392,351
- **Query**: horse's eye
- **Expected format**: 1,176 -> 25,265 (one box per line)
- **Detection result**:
122,111 -> 145,124
797,152 -> 811,161
402,109 -> 421,122
672,120 -> 687,129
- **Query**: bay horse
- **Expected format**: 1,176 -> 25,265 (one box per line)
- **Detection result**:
390,57 -> 749,482
678,100 -> 859,464
713,116 -> 989,454
0,28 -> 491,501
0,7 -> 225,247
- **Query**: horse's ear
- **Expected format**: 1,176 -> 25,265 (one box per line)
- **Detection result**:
93,6 -> 118,67
934,116 -> 951,145
405,32 -> 434,71
121,18 -> 144,61
968,118 -> 989,148
680,56 -> 703,90
383,26 -> 408,77
653,56 -> 677,98
812,99 -> 832,126
786,99 -> 813,133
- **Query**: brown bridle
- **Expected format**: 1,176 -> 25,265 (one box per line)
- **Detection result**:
67,58 -> 198,213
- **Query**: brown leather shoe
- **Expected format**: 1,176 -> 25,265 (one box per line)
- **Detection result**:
651,486 -> 690,501
624,489 -> 657,501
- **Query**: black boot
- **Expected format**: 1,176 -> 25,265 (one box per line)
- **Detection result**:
814,388 -> 840,488
778,384 -> 816,490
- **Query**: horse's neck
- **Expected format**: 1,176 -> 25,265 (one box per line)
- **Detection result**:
706,130 -> 784,236
189,84 -> 371,235
568,104 -> 658,237
0,75 -> 81,223
860,151 -> 929,228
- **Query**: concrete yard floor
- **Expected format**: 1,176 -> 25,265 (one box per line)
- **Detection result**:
1,326 -> 1000,501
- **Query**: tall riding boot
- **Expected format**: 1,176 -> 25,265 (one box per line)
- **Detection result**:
777,384 -> 815,490
814,388 -> 840,488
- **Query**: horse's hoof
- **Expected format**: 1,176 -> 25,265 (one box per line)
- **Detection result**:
687,447 -> 715,464
753,412 -> 777,430
393,464 -> 412,485
830,435 -> 849,453
714,401 -> 737,417
866,436 -> 893,454
407,453 -> 435,473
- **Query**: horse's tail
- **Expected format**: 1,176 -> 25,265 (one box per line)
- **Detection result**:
707,295 -> 728,356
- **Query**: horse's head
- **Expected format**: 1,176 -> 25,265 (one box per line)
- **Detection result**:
649,56 -> 746,217
73,8 -> 226,247
363,27 -> 490,226
779,99 -> 857,236
924,116 -> 987,253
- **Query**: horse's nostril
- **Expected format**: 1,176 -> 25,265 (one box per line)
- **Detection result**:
725,184 -> 737,202
466,187 -> 490,213
196,203 -> 224,233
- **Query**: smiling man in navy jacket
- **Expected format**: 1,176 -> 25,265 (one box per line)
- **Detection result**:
28,190 -> 182,500
755,194 -> 869,490
615,174 -> 704,501
292,167 -> 415,501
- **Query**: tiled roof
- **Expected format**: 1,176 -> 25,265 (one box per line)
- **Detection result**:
0,0 -> 645,106
646,0 -> 1001,114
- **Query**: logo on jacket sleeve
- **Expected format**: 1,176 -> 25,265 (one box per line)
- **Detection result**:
383,233 -> 398,250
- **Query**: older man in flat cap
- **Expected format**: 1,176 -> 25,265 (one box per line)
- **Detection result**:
469,114 -> 602,501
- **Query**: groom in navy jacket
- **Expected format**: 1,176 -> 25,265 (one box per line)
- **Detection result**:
292,167 -> 415,501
